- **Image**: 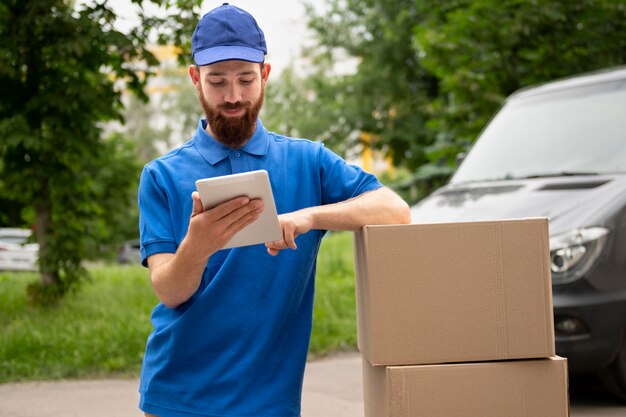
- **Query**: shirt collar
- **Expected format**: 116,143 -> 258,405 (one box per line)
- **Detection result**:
193,118 -> 270,166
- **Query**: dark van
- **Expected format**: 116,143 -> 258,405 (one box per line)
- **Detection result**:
410,67 -> 626,399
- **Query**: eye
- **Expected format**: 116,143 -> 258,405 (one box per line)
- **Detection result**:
209,80 -> 225,87
240,79 -> 254,85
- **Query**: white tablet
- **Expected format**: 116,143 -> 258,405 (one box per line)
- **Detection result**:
195,170 -> 282,249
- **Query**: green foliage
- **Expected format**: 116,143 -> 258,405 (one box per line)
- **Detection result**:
0,266 -> 157,382
262,65 -> 355,158
0,233 -> 358,381
310,231 -> 358,355
304,0 -> 439,169
295,0 -> 626,203
132,0 -> 204,66
414,0 -> 626,165
122,65 -> 200,163
25,279 -> 66,307
0,1 -> 152,297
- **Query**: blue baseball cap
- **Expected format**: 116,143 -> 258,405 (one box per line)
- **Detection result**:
192,3 -> 267,66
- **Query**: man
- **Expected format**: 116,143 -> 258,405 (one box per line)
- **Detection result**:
138,3 -> 410,416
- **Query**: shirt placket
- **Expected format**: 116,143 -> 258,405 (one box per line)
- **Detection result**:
229,150 -> 249,174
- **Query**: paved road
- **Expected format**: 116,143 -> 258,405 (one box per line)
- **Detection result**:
0,352 -> 623,416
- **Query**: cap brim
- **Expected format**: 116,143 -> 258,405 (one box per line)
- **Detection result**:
194,45 -> 265,66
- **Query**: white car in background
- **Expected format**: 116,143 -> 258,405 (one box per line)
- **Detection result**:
0,228 -> 38,272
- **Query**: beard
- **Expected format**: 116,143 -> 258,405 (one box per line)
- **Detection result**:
198,87 -> 264,149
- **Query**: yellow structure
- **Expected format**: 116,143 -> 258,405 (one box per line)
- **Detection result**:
360,131 -> 395,178
145,44 -> 186,95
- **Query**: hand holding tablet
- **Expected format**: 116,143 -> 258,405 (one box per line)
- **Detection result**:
195,170 -> 282,249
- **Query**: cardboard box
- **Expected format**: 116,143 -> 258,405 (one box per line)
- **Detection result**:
354,218 -> 555,366
363,356 -> 569,417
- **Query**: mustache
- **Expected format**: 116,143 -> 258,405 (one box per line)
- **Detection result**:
219,101 -> 251,111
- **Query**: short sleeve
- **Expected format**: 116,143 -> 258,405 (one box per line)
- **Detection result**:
138,166 -> 178,266
318,144 -> 383,205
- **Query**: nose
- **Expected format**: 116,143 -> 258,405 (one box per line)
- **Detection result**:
224,84 -> 242,104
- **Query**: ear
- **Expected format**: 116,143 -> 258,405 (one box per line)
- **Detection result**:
261,63 -> 271,85
189,65 -> 201,89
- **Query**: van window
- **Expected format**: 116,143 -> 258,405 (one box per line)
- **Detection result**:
451,80 -> 626,184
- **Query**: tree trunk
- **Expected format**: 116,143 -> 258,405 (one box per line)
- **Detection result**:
35,183 -> 60,287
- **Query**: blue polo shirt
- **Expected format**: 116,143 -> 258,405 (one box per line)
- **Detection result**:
137,119 -> 382,417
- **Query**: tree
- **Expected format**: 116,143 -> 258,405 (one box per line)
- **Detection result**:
302,0 -> 626,202
305,0 -> 439,166
300,0 -> 447,201
0,0 -> 165,302
262,63 -> 355,156
414,0 -> 626,170
120,64 -> 200,164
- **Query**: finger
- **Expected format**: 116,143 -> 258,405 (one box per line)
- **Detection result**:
191,192 -> 204,217
221,205 -> 262,238
197,200 -> 262,249
205,196 -> 252,221
216,199 -> 263,229
264,241 -> 287,256
198,203 -> 262,251
265,239 -> 288,250
283,224 -> 298,250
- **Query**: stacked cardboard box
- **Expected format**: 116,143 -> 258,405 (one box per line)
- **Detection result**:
354,218 -> 569,417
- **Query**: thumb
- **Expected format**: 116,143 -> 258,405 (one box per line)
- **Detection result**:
191,191 -> 204,217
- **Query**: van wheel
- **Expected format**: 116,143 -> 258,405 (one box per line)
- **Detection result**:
600,329 -> 626,401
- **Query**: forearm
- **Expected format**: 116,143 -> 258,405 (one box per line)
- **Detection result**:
308,186 -> 411,231
147,240 -> 208,309
265,186 -> 409,256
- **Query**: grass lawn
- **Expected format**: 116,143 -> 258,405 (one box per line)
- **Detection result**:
0,231 -> 357,382
310,231 -> 358,356
0,265 -> 156,382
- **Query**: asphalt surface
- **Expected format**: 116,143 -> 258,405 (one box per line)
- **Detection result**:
0,352 -> 624,416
